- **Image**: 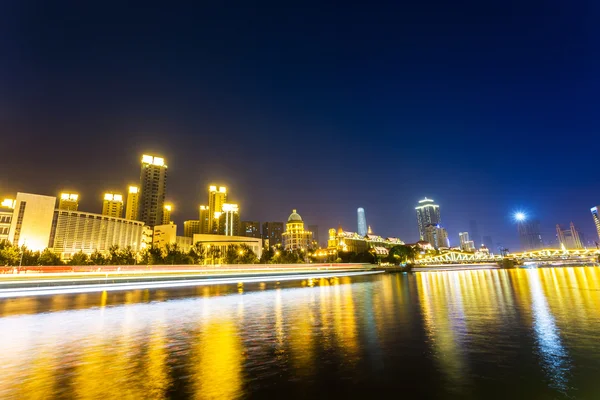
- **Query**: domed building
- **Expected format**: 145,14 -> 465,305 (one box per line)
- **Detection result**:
282,209 -> 313,251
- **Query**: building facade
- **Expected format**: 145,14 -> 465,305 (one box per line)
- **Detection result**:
50,210 -> 144,259
308,224 -> 319,247
162,204 -> 172,225
241,221 -> 261,238
282,209 -> 313,251
183,220 -> 201,238
199,205 -> 210,234
517,219 -> 543,250
218,203 -> 240,236
138,154 -> 167,227
262,222 -> 283,248
58,193 -> 79,211
192,234 -> 262,264
208,185 -> 227,233
125,185 -> 139,220
357,207 -> 367,237
102,193 -> 124,218
424,224 -> 449,250
556,222 -> 583,249
592,206 -> 600,243
8,193 -> 56,251
327,227 -> 404,254
0,198 -> 15,242
416,197 -> 440,239
458,232 -> 475,252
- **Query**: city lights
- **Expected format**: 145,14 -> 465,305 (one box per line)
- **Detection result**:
514,212 -> 526,222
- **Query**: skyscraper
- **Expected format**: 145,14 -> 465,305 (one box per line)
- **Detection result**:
357,207 -> 367,236
458,232 -> 475,252
199,205 -> 210,234
218,203 -> 240,236
162,204 -> 172,225
415,197 -> 440,239
241,221 -> 261,238
138,155 -> 167,227
517,218 -> 543,250
125,185 -> 139,220
423,224 -> 448,250
208,185 -> 227,233
183,220 -> 201,238
102,193 -> 124,218
556,222 -> 583,249
58,193 -> 79,211
591,206 -> 600,243
262,222 -> 284,247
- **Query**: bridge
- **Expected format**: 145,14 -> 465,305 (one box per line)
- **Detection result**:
415,248 -> 600,265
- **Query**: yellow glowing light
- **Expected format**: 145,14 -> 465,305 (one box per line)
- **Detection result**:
209,185 -> 217,192
142,155 -> 166,166
200,205 -> 208,210
104,193 -> 113,201
164,205 -> 172,211
1,198 -> 15,209
214,212 -> 222,219
222,203 -> 238,212
129,186 -> 139,194
60,193 -> 78,201
114,194 -> 123,202
219,186 -> 227,193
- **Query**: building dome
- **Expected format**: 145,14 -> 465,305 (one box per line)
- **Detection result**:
288,209 -> 303,222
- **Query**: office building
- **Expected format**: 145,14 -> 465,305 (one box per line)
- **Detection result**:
308,224 -> 319,247
163,204 -> 173,225
138,154 -> 167,227
102,193 -> 124,218
125,186 -> 139,221
153,224 -> 177,254
241,221 -> 261,238
357,208 -> 367,236
50,210 -> 144,259
469,220 -> 481,248
482,235 -> 494,252
424,224 -> 449,250
415,197 -> 440,240
199,205 -> 210,234
218,203 -> 240,236
58,193 -> 79,211
592,206 -> 600,242
8,193 -> 57,251
556,222 -> 583,249
184,220 -> 201,238
208,185 -> 227,233
282,209 -> 313,251
192,234 -> 262,264
517,219 -> 543,251
262,222 -> 284,248
458,232 -> 476,252
0,198 -> 15,242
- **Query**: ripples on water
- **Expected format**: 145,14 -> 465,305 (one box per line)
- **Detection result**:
1,268 -> 600,399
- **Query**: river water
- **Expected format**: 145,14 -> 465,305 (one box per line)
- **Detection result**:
1,267 -> 600,399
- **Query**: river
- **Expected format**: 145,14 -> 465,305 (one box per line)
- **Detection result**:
1,267 -> 599,399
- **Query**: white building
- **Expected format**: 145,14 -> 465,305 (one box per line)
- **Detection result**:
192,233 -> 262,264
8,193 -> 56,251
282,209 -> 312,251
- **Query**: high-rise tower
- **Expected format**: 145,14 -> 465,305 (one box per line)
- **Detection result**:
208,185 -> 227,233
415,197 -> 440,240
591,206 -> 600,243
58,193 -> 79,211
357,207 -> 367,236
516,216 -> 543,250
162,204 -> 173,225
218,203 -> 240,236
138,154 -> 167,227
102,193 -> 124,218
199,205 -> 210,234
125,186 -> 139,220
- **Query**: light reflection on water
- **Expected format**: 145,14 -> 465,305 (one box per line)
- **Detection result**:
1,268 -> 600,399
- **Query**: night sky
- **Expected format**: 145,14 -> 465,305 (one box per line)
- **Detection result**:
1,1 -> 599,250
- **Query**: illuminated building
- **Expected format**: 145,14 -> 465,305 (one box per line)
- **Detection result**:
0,198 -> 15,242
208,186 -> 227,233
241,221 -> 261,238
218,203 -> 240,236
138,154 -> 167,227
192,234 -> 262,264
415,197 -> 440,240
152,224 -> 191,254
125,186 -> 139,220
50,210 -> 144,259
591,206 -> 600,242
517,217 -> 543,250
357,208 -> 367,236
308,224 -> 319,247
184,220 -> 201,238
102,193 -> 123,218
282,209 -> 312,251
556,222 -> 582,249
58,193 -> 79,211
199,205 -> 210,234
458,232 -> 475,252
8,193 -> 56,251
141,226 -> 153,249
328,226 -> 404,254
262,222 -> 283,247
162,204 -> 173,225
424,224 -> 449,250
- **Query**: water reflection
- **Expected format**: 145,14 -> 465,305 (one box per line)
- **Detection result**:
0,269 -> 599,398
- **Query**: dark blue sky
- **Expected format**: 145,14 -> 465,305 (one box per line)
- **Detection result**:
1,1 -> 599,249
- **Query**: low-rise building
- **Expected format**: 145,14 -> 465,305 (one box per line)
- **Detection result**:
192,233 -> 262,264
327,226 -> 404,255
282,209 -> 312,251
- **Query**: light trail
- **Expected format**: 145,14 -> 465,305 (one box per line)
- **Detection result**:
0,270 -> 384,299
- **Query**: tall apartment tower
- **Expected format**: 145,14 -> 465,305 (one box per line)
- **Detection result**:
199,205 -> 210,234
102,193 -> 124,218
58,193 -> 79,211
591,206 -> 600,243
218,203 -> 240,236
163,204 -> 172,225
138,155 -> 167,227
241,221 -> 261,238
556,222 -> 583,249
415,197 -> 440,239
262,222 -> 284,247
357,207 -> 367,236
125,186 -> 139,220
208,185 -> 227,233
